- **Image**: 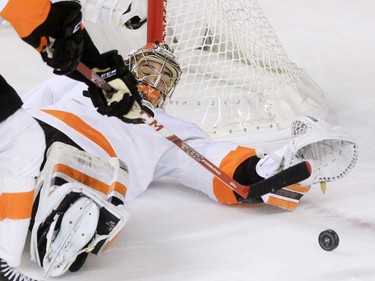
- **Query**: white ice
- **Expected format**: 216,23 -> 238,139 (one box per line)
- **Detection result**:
1,0 -> 375,280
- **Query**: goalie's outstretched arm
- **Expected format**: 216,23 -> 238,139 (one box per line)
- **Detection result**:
76,62 -> 312,200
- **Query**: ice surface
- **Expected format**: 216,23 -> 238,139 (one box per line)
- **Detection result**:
1,1 -> 375,280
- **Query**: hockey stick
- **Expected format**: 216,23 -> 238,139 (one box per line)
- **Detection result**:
76,62 -> 311,199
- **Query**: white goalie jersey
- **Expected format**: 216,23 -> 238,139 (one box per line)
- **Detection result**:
23,75 -> 358,209
23,76 -> 245,204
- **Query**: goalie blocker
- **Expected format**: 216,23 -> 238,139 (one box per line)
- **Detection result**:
30,142 -> 130,277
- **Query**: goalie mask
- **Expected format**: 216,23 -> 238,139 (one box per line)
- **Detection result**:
126,42 -> 182,110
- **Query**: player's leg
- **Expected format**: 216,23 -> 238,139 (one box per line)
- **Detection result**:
0,108 -> 45,280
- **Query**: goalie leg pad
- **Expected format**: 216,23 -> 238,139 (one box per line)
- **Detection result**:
34,141 -> 130,205
31,182 -> 130,277
31,142 -> 131,277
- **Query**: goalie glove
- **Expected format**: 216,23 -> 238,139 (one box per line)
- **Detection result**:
3,0 -> 83,75
256,116 -> 359,187
21,1 -> 84,75
86,50 -> 143,123
42,1 -> 83,75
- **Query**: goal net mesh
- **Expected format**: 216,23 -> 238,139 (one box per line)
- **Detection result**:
163,0 -> 327,143
82,0 -> 328,144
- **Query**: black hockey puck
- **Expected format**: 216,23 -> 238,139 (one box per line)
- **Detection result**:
318,229 -> 339,251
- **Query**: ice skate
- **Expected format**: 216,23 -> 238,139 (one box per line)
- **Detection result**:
0,258 -> 40,281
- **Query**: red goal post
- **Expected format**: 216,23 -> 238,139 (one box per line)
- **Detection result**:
147,0 -> 165,43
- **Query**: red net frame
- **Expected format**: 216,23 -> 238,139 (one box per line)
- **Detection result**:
147,0 -> 166,43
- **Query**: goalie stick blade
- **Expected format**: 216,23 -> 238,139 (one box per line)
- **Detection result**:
247,161 -> 312,199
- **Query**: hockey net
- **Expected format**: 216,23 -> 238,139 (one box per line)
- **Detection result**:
82,0 -> 328,145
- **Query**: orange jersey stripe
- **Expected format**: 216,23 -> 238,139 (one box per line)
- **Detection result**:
0,190 -> 34,220
0,0 -> 51,38
54,163 -> 127,197
42,110 -> 117,157
213,146 -> 256,204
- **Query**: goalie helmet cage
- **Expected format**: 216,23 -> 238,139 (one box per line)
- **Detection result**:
83,0 -> 328,145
